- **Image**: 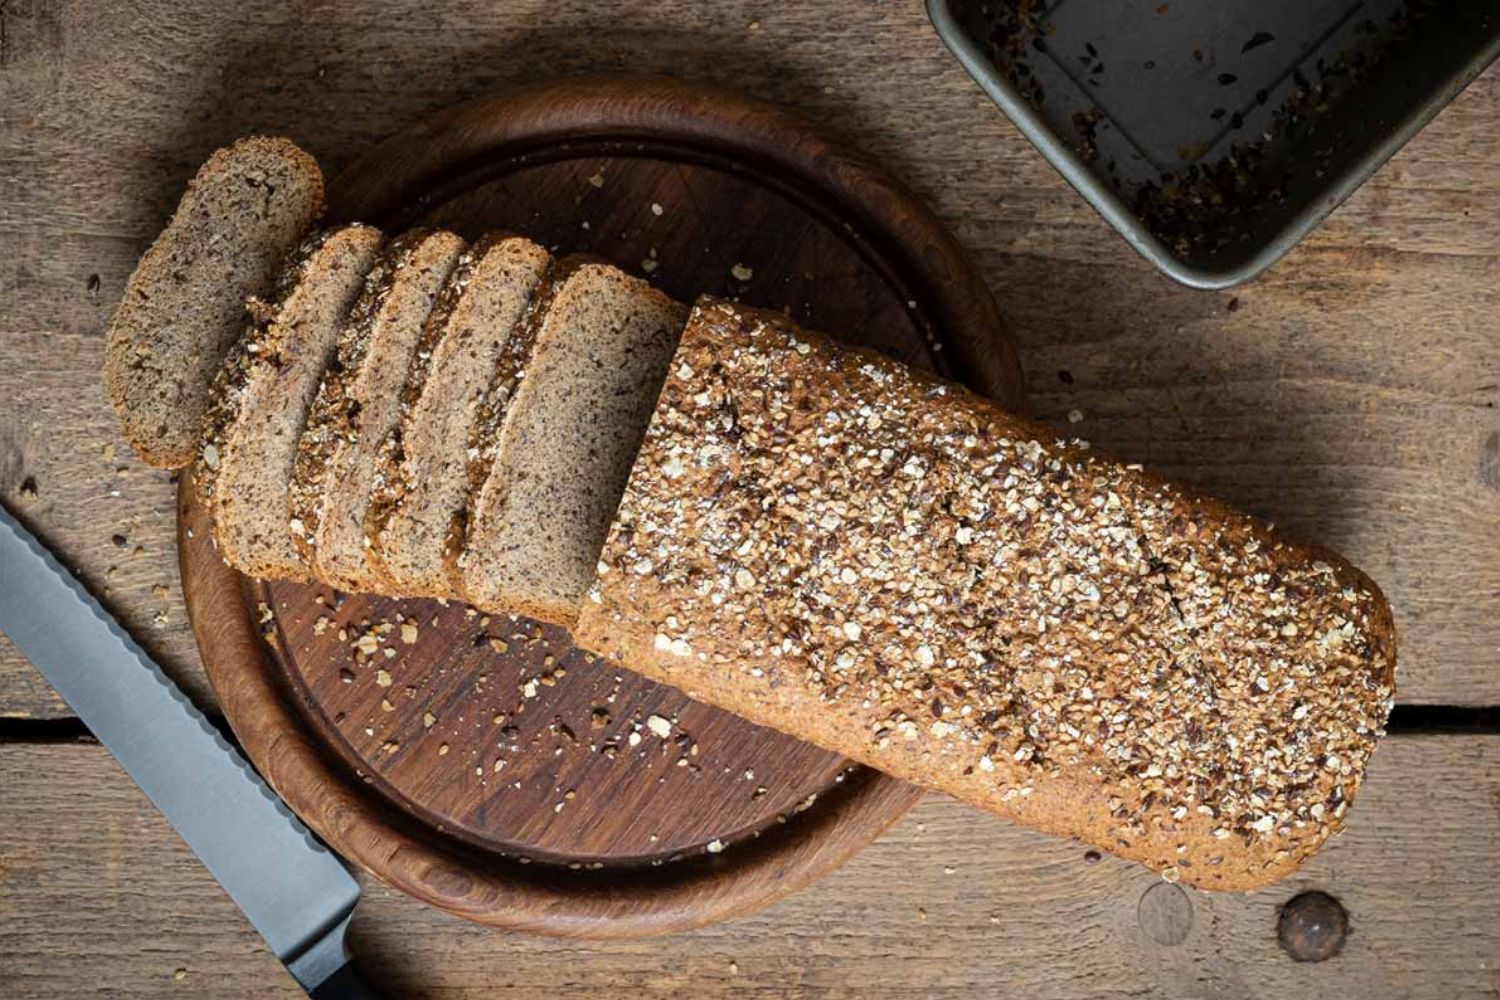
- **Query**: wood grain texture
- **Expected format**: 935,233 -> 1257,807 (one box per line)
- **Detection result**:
176,75 -> 1035,933
1,735 -> 1495,998
1,1 -> 1495,718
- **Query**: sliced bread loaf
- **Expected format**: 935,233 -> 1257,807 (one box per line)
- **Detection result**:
363,235 -> 551,597
106,137 -> 325,468
197,225 -> 385,580
461,262 -> 687,625
575,298 -> 1398,892
288,229 -> 467,593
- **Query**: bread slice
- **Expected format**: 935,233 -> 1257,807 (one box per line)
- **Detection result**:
461,262 -> 687,625
288,229 -> 467,593
105,137 -> 325,468
575,297 -> 1398,892
363,234 -> 551,596
196,225 -> 385,580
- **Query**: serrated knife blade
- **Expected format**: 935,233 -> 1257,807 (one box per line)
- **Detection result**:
0,503 -> 377,999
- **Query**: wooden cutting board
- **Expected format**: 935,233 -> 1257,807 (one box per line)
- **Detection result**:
180,75 -> 1026,937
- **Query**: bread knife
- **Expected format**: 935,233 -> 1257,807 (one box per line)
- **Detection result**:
0,503 -> 379,999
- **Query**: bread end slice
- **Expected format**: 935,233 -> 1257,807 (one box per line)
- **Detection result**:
105,137 -> 324,468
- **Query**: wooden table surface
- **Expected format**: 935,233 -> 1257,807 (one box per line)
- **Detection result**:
0,2 -> 1495,997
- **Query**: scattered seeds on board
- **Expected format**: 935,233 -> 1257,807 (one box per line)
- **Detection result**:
730,263 -> 754,282
588,171 -> 605,188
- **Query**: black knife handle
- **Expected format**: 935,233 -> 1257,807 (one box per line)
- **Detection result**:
309,962 -> 382,1000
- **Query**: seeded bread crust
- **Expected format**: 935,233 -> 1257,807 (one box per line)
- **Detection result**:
574,298 -> 1398,892
196,225 -> 385,580
288,230 -> 466,591
364,234 -> 550,596
106,137 -> 324,468
461,262 -> 687,625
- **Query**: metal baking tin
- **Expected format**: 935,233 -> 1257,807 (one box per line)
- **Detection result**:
929,0 -> 1500,289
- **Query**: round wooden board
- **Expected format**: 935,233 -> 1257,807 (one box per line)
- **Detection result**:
182,75 -> 1027,937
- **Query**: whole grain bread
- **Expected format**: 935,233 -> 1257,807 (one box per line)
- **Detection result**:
574,297 -> 1398,892
364,234 -> 550,596
288,229 -> 467,593
196,225 -> 385,580
105,137 -> 325,468
461,262 -> 687,625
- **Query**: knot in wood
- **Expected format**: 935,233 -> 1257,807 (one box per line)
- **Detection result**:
1278,890 -> 1348,962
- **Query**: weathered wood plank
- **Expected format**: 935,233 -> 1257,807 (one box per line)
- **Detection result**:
0,318 -> 205,719
0,736 -> 1495,998
1,0 -> 1496,716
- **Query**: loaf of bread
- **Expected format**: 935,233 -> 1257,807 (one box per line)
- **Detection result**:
125,150 -> 1392,890
106,137 -> 325,468
288,229 -> 467,593
573,298 -> 1397,891
197,225 -> 385,580
364,234 -> 550,596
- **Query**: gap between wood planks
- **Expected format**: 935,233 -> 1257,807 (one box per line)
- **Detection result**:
2,703 -> 1498,747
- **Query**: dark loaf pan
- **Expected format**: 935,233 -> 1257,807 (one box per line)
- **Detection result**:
929,0 -> 1500,289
